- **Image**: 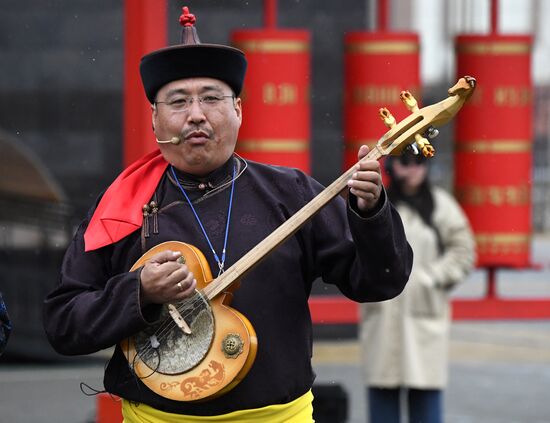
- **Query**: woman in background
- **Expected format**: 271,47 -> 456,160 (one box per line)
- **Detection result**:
360,151 -> 476,423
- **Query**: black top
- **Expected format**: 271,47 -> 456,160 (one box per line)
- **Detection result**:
43,157 -> 412,415
0,293 -> 11,356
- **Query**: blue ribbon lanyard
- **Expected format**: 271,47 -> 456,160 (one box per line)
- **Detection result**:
170,164 -> 237,276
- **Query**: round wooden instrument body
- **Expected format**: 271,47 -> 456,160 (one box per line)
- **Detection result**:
121,241 -> 258,402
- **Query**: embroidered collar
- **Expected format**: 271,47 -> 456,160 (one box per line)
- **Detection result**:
167,155 -> 246,201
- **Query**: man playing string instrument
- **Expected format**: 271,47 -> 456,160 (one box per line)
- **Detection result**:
43,7 -> 412,422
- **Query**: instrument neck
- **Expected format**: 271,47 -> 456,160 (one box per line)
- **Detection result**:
202,147 -> 383,300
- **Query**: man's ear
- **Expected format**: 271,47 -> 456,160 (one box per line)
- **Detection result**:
151,104 -> 156,132
234,97 -> 242,123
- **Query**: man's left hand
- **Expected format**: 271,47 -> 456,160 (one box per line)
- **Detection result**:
347,145 -> 383,213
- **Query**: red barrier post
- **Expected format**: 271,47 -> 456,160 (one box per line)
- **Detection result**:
96,393 -> 122,423
123,0 -> 167,166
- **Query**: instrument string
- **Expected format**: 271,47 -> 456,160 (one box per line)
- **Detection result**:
134,291 -> 211,359
134,346 -> 162,379
143,293 -> 204,347
147,291 -> 206,340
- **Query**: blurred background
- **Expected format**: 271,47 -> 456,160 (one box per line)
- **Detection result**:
1,0 -> 549,422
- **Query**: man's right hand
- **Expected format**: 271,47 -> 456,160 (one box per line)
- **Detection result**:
139,250 -> 197,306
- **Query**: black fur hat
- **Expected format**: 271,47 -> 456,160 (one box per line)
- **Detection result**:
139,7 -> 247,104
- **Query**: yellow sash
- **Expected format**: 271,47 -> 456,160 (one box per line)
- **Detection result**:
122,390 -> 314,422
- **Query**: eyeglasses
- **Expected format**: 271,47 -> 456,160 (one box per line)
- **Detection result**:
155,95 -> 234,112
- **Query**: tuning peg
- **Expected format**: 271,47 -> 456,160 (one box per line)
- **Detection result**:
379,107 -> 396,129
400,91 -> 419,113
425,126 -> 439,139
405,143 -> 420,155
414,134 -> 435,157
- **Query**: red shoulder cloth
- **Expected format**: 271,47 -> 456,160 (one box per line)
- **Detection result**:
84,150 -> 169,252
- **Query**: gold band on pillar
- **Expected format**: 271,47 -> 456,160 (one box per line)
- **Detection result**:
345,41 -> 419,54
456,41 -> 531,55
455,184 -> 530,207
475,233 -> 531,254
455,140 -> 531,154
233,40 -> 309,54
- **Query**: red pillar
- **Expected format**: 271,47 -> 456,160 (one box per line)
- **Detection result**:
454,34 -> 533,268
231,29 -> 311,173
123,0 -> 167,167
343,32 -> 420,172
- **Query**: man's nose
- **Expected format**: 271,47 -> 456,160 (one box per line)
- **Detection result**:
186,98 -> 207,123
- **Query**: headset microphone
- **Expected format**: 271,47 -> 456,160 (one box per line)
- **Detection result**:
156,137 -> 181,145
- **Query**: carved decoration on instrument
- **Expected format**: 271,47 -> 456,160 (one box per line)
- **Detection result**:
180,360 -> 226,400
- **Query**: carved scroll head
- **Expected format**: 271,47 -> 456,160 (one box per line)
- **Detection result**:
448,75 -> 477,100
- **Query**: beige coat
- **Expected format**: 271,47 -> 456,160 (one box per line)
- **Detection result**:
360,186 -> 475,388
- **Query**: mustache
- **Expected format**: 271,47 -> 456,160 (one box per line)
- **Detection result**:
181,126 -> 214,140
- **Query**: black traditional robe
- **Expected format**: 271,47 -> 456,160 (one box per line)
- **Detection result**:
43,156 -> 412,415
